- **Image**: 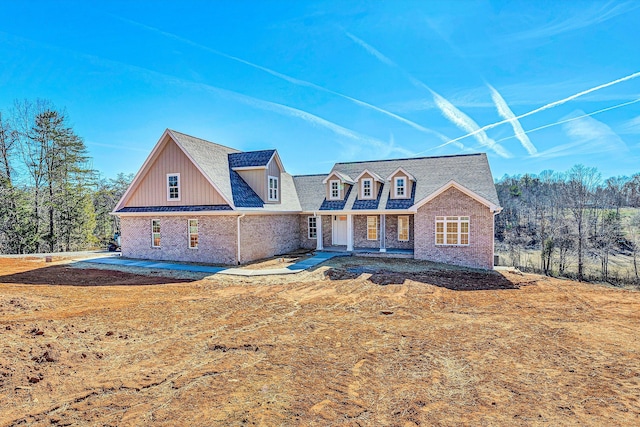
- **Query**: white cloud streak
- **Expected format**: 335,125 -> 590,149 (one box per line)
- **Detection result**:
532,112 -> 628,159
488,84 -> 537,155
494,98 -> 640,143
112,16 -> 443,140
345,32 -> 507,156
434,71 -> 640,149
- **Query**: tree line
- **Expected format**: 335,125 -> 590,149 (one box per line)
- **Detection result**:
0,100 -> 132,254
495,165 -> 640,285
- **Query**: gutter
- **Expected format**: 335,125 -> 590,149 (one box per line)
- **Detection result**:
236,213 -> 245,265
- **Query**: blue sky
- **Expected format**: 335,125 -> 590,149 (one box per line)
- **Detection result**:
1,0 -> 639,180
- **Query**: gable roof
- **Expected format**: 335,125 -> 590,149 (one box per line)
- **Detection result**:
322,170 -> 355,184
294,153 -> 500,212
354,169 -> 384,182
386,166 -> 416,181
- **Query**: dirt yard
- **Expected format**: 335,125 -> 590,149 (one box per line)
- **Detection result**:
1,257 -> 639,426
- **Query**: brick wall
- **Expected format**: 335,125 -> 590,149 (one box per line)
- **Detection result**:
384,214 -> 414,250
120,215 -> 237,264
239,214 -> 300,263
353,215 -> 379,249
414,187 -> 495,269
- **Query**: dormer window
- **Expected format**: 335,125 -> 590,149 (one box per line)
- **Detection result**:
268,176 -> 279,201
167,173 -> 180,201
361,178 -> 373,199
330,180 -> 340,200
394,177 -> 406,198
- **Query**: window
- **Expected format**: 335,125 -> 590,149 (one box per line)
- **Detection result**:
268,176 -> 279,201
435,216 -> 470,245
167,173 -> 180,201
398,216 -> 409,241
151,219 -> 161,247
308,217 -> 317,239
330,180 -> 340,199
367,216 -> 378,240
188,219 -> 198,249
394,177 -> 406,198
361,178 -> 373,199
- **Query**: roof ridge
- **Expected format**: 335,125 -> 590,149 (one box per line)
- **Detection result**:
334,152 -> 484,165
168,129 -> 241,152
292,173 -> 328,177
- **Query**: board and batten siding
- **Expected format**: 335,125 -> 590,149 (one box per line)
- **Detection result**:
125,139 -> 227,207
266,156 -> 281,203
237,169 -> 267,201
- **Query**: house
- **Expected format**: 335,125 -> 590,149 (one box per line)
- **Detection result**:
113,129 -> 502,269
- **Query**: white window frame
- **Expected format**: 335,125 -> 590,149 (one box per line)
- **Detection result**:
435,216 -> 470,246
329,179 -> 341,200
167,173 -> 180,201
367,216 -> 378,241
308,216 -> 317,239
188,219 -> 198,249
394,176 -> 406,198
361,178 -> 373,199
268,175 -> 279,201
151,219 -> 161,248
398,215 -> 409,242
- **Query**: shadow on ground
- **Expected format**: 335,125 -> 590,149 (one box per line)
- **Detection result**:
324,267 -> 519,291
0,265 -> 193,286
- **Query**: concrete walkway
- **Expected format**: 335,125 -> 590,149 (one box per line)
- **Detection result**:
83,251 -> 347,276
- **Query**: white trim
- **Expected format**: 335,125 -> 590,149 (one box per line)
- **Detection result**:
398,215 -> 409,242
167,173 -> 181,201
353,169 -> 383,182
329,179 -> 341,200
435,215 -> 470,246
151,219 -> 161,248
361,178 -> 373,199
231,165 -> 267,171
267,151 -> 285,173
188,218 -> 198,249
385,166 -> 415,182
268,175 -> 279,201
307,216 -> 317,239
410,180 -> 501,213
394,176 -> 407,198
113,129 -> 235,212
322,171 -> 354,184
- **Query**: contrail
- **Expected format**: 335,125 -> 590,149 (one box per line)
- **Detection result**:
436,71 -> 640,148
112,15 -> 444,139
345,32 -> 509,157
494,98 -> 640,144
488,84 -> 537,155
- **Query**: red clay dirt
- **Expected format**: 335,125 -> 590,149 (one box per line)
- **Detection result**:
1,257 -> 639,426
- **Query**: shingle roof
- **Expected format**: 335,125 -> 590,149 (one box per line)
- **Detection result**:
228,150 -> 275,168
229,170 -> 264,208
117,205 -> 232,213
293,153 -> 499,212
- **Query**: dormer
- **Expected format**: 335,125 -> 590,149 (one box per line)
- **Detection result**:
322,171 -> 354,201
386,167 -> 415,199
354,169 -> 383,200
229,149 -> 284,204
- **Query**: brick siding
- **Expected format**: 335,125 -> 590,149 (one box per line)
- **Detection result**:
120,215 -> 237,264
238,214 -> 300,263
414,187 -> 494,269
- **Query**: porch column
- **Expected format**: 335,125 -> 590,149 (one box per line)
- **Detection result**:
346,214 -> 354,252
316,214 -> 323,250
380,214 -> 386,252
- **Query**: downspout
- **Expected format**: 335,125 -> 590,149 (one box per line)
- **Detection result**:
237,213 -> 245,265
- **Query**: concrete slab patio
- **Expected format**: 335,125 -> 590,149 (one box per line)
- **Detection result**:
84,251 -> 348,276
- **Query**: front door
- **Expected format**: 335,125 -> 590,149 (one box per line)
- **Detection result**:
332,215 -> 348,245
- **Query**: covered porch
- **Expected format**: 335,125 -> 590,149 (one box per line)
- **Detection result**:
313,213 -> 414,256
